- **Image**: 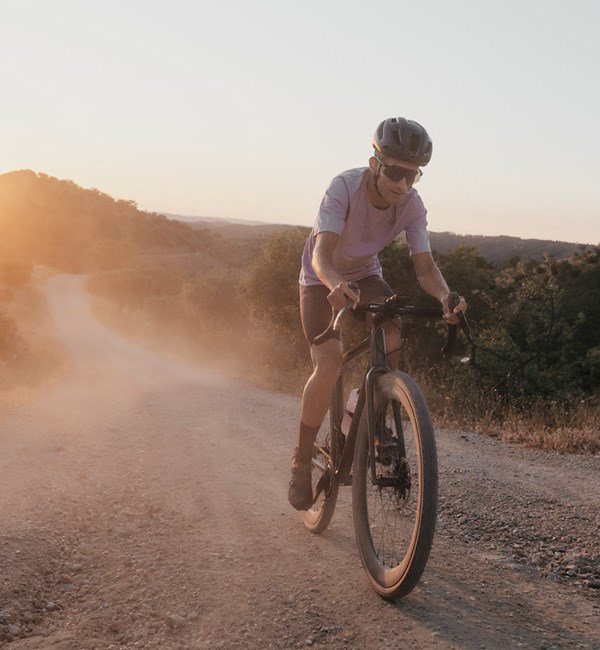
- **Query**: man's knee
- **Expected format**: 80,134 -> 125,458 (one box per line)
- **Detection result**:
311,340 -> 343,378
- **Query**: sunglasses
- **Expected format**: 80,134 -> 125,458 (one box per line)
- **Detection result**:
374,154 -> 422,184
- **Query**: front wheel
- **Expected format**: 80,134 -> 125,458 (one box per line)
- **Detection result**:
352,371 -> 438,600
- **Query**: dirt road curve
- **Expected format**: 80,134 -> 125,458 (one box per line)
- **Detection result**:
1,273 -> 598,650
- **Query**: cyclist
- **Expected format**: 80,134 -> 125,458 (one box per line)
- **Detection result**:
289,116 -> 467,511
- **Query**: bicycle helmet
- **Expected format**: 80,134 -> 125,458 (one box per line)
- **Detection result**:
373,117 -> 433,166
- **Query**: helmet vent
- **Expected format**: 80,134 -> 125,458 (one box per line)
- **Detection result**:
409,133 -> 421,155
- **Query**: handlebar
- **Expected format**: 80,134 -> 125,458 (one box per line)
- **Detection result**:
313,289 -> 471,358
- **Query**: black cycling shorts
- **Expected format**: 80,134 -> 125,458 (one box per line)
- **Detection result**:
299,275 -> 394,345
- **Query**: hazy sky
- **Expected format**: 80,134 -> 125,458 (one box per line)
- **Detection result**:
2,0 -> 598,244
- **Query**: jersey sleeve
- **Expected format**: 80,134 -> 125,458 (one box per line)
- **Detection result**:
404,198 -> 431,256
314,175 -> 349,236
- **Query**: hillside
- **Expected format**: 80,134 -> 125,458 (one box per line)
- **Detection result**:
0,170 -> 216,276
169,214 -> 588,265
427,231 -> 586,264
1,169 -> 598,452
0,171 -> 588,274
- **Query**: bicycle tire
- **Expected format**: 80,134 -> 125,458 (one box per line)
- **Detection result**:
352,371 -> 438,600
302,421 -> 341,534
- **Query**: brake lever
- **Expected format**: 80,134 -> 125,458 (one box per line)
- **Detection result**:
441,292 -> 461,358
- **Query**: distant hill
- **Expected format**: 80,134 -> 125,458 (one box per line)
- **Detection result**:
166,214 -> 588,265
165,214 -> 296,240
0,170 -> 589,279
426,232 -> 586,265
0,170 -> 215,275
164,214 -> 271,227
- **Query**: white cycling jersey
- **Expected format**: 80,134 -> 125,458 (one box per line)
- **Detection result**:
299,167 -> 431,286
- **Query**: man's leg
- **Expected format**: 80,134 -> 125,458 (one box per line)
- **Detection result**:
297,338 -> 343,451
289,338 -> 342,511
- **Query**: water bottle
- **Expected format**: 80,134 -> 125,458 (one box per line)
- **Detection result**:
341,388 -> 359,435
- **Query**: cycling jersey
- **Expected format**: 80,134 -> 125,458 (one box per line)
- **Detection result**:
299,167 -> 431,286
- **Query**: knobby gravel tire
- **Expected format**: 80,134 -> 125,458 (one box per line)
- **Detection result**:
352,371 -> 438,600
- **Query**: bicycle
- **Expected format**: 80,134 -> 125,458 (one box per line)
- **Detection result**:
301,289 -> 466,601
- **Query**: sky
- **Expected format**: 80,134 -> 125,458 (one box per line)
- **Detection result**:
1,0 -> 598,245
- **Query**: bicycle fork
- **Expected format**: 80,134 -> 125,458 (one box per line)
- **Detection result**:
366,323 -> 406,488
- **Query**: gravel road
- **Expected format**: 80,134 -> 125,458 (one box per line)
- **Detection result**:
0,273 -> 598,649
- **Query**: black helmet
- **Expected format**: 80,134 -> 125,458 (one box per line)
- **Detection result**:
373,117 -> 433,166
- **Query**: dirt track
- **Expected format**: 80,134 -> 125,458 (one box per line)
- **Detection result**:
0,273 -> 598,649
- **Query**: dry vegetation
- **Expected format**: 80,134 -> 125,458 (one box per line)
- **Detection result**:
1,169 -> 598,454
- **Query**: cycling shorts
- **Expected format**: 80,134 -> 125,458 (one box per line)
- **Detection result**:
299,275 -> 393,345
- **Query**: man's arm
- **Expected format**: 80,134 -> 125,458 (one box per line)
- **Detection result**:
411,252 -> 467,322
312,232 -> 360,309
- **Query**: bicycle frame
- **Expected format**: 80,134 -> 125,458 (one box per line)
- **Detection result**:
306,290 -> 467,600
332,315 -> 391,487
314,291 -> 462,494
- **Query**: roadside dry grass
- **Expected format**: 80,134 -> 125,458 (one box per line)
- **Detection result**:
434,390 -> 600,455
496,398 -> 600,454
4,275 -> 597,457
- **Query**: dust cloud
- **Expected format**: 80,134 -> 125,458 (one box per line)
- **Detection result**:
0,269 -> 301,646
1,270 -> 598,649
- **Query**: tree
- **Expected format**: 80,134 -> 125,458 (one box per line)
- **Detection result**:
240,228 -> 309,383
241,228 -> 306,339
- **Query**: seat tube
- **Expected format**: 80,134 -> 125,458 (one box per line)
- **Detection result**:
330,373 -> 343,434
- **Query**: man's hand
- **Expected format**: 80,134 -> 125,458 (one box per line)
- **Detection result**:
327,281 -> 360,311
442,293 -> 467,324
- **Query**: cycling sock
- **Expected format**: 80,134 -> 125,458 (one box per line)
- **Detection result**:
296,422 -> 320,463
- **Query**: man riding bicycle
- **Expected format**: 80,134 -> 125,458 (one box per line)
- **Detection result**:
289,116 -> 468,511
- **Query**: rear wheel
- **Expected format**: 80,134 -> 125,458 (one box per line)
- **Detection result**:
302,422 -> 341,534
352,371 -> 437,600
